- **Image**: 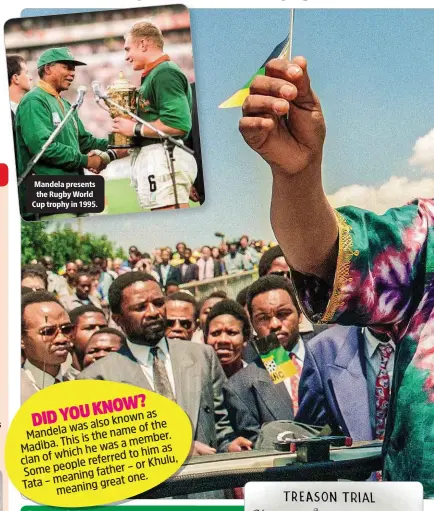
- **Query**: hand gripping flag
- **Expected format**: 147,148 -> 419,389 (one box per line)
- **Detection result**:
253,333 -> 298,384
218,36 -> 291,109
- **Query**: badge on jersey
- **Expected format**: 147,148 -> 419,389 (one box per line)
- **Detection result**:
52,111 -> 61,126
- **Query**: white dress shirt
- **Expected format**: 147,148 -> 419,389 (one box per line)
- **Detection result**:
126,338 -> 176,398
10,100 -> 19,114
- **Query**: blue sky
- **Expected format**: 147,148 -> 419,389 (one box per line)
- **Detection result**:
22,9 -> 434,252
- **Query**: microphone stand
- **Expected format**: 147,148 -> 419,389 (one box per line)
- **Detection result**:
17,96 -> 85,188
99,92 -> 194,210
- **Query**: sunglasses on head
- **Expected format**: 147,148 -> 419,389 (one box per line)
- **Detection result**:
39,323 -> 75,339
166,318 -> 193,330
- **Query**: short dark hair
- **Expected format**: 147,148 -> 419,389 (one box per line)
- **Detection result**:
7,54 -> 25,85
236,285 -> 250,308
88,327 -> 126,346
76,271 -> 91,282
69,304 -> 105,325
247,275 -> 301,317
166,280 -> 179,288
166,291 -> 198,319
204,299 -> 251,342
21,264 -> 48,289
88,265 -> 101,277
109,272 -> 158,314
258,245 -> 284,277
198,290 -> 228,314
21,291 -> 63,331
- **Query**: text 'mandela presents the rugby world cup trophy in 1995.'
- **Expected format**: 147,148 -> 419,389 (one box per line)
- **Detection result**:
106,71 -> 137,148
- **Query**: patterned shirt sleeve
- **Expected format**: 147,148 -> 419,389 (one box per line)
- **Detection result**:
290,199 -> 434,338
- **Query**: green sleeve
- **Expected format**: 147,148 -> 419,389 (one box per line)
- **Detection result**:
152,68 -> 192,133
76,114 -> 108,154
17,98 -> 88,170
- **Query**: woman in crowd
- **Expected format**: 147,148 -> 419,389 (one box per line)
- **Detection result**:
191,290 -> 227,343
204,299 -> 251,378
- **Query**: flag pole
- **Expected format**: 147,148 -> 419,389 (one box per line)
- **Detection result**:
288,9 -> 295,61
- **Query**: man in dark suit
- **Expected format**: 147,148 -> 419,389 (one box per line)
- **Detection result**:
180,248 -> 199,283
156,248 -> 181,289
78,272 -> 252,456
296,325 -> 395,441
224,275 -> 305,443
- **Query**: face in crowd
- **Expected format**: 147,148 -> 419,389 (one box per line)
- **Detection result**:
206,314 -> 246,368
83,331 -> 123,368
165,283 -> 179,296
21,275 -> 45,291
165,299 -> 196,341
73,311 -> 108,358
199,296 -> 225,332
65,262 -> 78,284
268,257 -> 290,279
201,246 -> 211,260
161,249 -> 171,265
240,236 -> 249,249
114,280 -> 166,346
251,288 -> 300,352
22,301 -> 73,376
76,274 -> 92,300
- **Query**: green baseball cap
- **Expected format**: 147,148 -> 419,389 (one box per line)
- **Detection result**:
37,47 -> 87,68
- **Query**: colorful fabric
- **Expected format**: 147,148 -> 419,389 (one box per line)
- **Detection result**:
290,199 -> 434,496
219,36 -> 291,109
259,346 -> 297,384
375,343 -> 394,440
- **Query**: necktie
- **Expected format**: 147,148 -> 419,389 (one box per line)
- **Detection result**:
375,343 -> 394,440
289,352 -> 302,415
150,347 -> 175,401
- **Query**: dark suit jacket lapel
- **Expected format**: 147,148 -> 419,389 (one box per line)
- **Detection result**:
328,330 -> 372,439
117,345 -> 153,390
254,359 -> 294,418
168,339 -> 201,431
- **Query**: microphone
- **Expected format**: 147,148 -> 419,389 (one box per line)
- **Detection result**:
75,85 -> 87,107
91,80 -> 104,102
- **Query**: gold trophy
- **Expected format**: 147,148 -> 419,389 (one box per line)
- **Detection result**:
106,72 -> 137,148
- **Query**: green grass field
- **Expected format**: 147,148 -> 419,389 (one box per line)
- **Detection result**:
104,178 -> 142,215
104,178 -> 200,215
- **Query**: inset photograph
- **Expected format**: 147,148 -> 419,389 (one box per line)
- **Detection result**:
5,5 -> 203,221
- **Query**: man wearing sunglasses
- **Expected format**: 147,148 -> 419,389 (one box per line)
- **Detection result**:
21,291 -> 74,403
165,292 -> 197,341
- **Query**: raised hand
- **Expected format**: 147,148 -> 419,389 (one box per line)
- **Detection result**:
239,56 -> 325,177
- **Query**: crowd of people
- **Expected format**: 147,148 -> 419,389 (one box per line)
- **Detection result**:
21,232 -> 397,496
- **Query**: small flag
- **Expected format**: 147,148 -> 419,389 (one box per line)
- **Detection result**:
219,36 -> 291,109
254,333 -> 298,385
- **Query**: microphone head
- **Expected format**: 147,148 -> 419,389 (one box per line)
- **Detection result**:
91,80 -> 101,92
77,85 -> 87,94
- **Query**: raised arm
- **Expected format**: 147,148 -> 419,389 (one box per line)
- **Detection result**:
239,56 -> 337,283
